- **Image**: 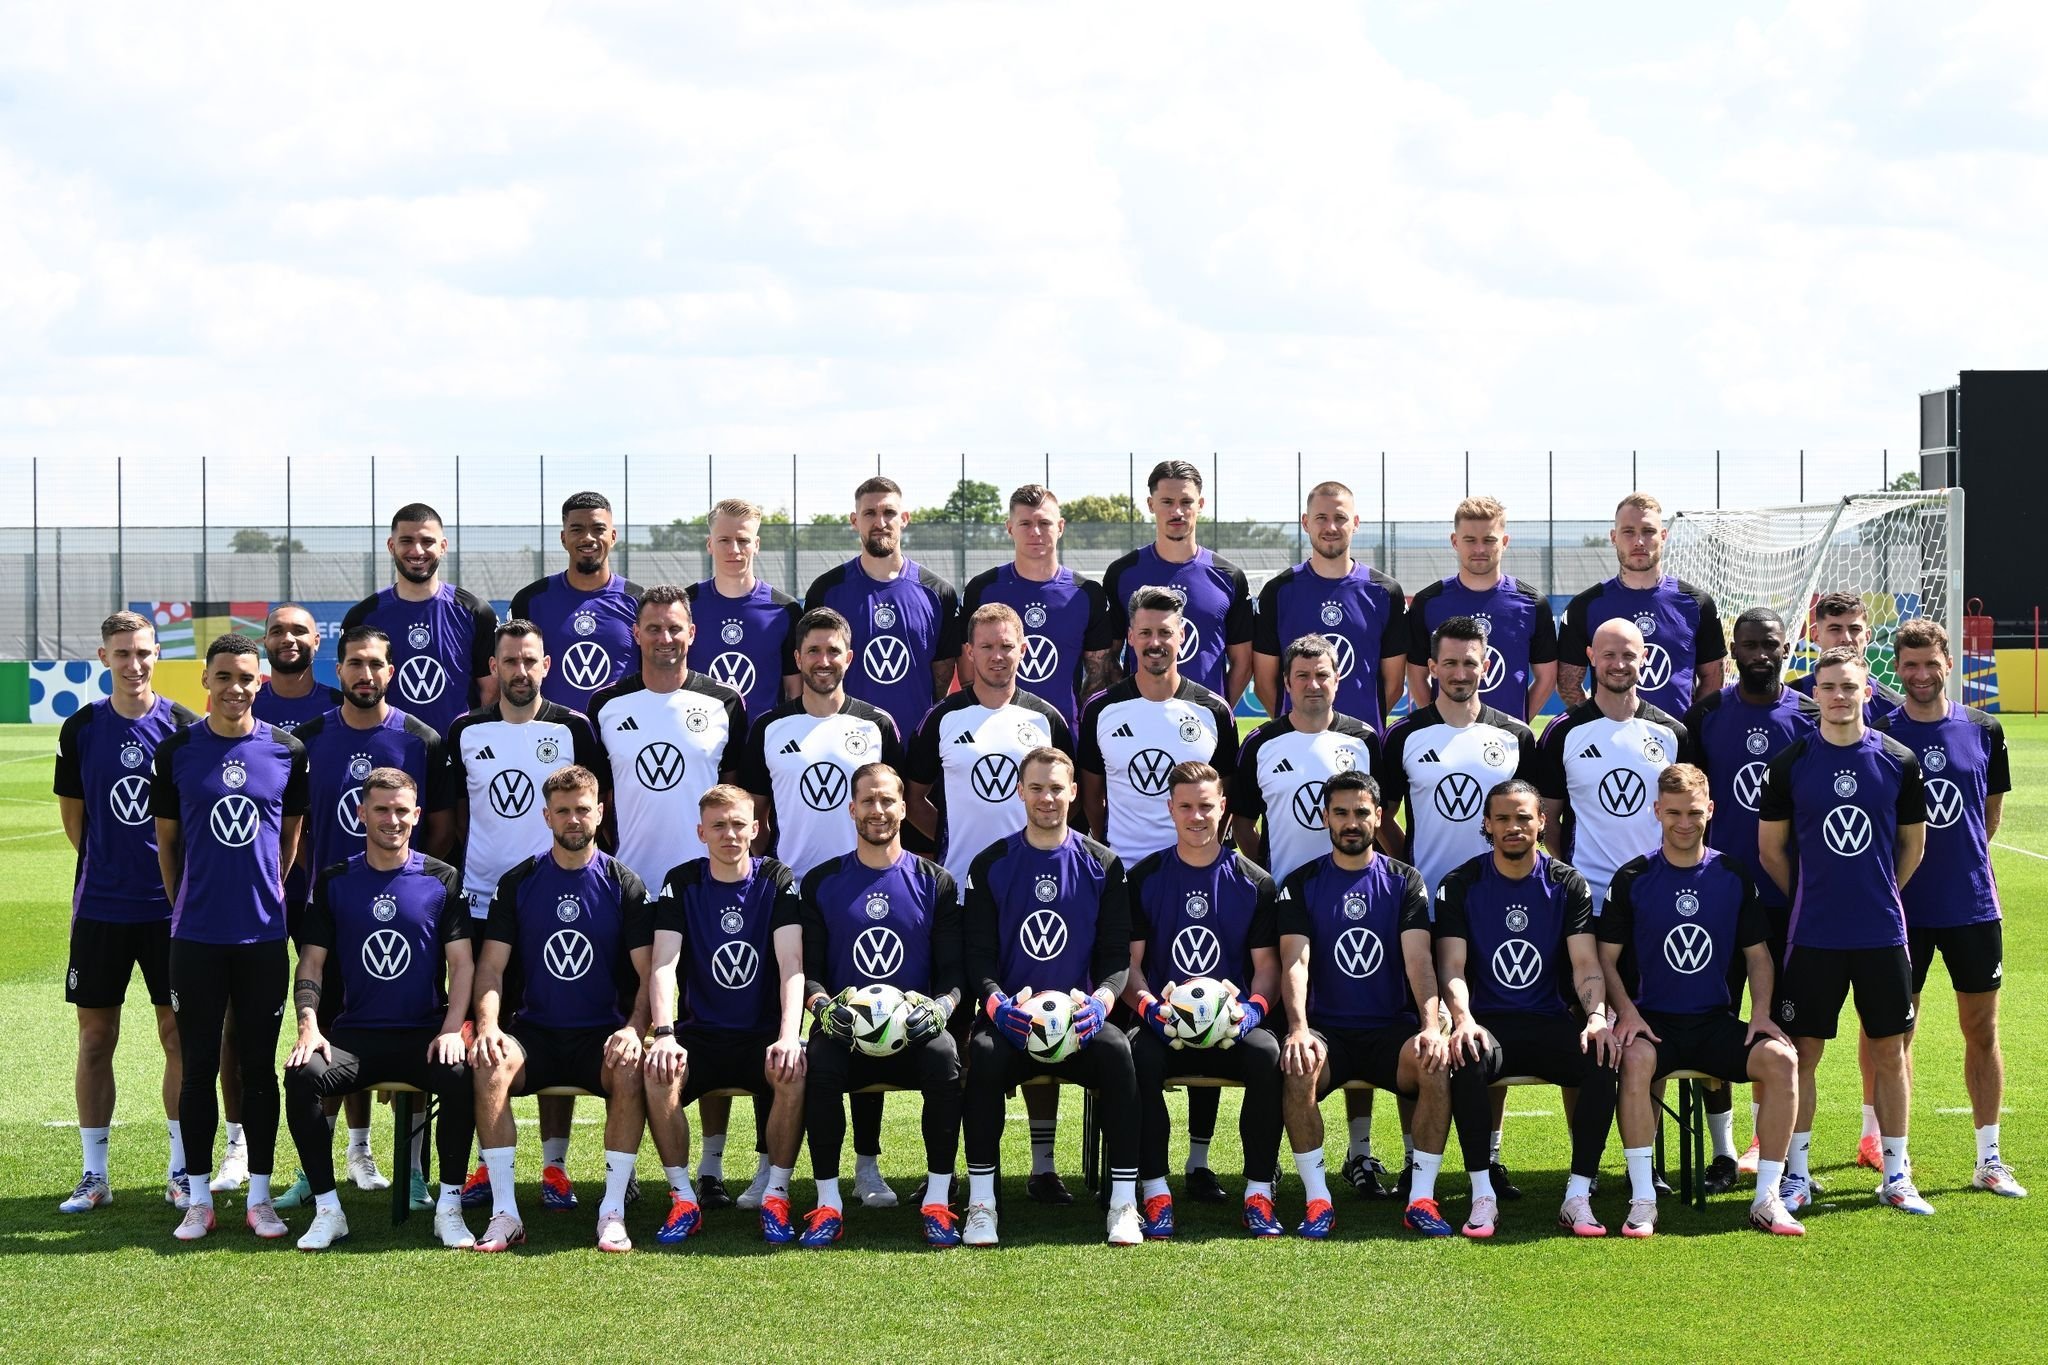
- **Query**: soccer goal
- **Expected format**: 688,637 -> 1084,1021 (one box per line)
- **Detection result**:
1663,489 -> 1965,693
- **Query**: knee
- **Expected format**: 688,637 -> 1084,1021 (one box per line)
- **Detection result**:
1756,1040 -> 1797,1086
609,1064 -> 645,1099
77,1016 -> 120,1063
1620,1042 -> 1656,1085
1957,998 -> 2001,1048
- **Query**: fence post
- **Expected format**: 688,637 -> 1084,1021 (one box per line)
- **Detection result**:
1379,451 -> 1388,577
200,456 -> 208,613
368,454 -> 379,595
620,453 -> 631,580
28,458 -> 38,657
1799,449 -> 1805,503
1127,453 -> 1135,552
55,524 -> 62,657
1546,451 -> 1555,598
1715,450 -> 1722,508
537,455 -> 547,583
115,456 -> 124,613
788,455 -> 799,592
454,455 -> 463,591
1295,452 -> 1303,564
283,455 -> 294,601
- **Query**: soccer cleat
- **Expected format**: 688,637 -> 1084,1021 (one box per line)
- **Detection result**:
1876,1174 -> 1935,1216
1340,1153 -> 1395,1199
1403,1198 -> 1454,1237
1462,1195 -> 1499,1239
59,1174 -> 113,1214
655,1191 -> 702,1245
595,1209 -> 633,1252
797,1206 -> 844,1248
434,1204 -> 476,1249
272,1169 -> 313,1210
1106,1201 -> 1143,1246
1736,1136 -> 1761,1176
1557,1194 -> 1605,1237
697,1175 -> 733,1212
173,1204 -> 217,1241
1621,1198 -> 1658,1239
760,1195 -> 797,1244
1184,1166 -> 1229,1204
166,1170 -> 192,1210
1856,1134 -> 1884,1170
210,1143 -> 249,1193
460,1163 -> 492,1209
1652,1169 -> 1673,1197
1489,1160 -> 1523,1201
1242,1192 -> 1284,1237
1297,1197 -> 1335,1239
1027,1171 -> 1074,1205
924,1203 -> 963,1248
853,1164 -> 897,1209
625,1173 -> 641,1207
1749,1192 -> 1805,1236
346,1149 -> 391,1192
736,1166 -> 772,1212
246,1201 -> 289,1240
409,1168 -> 433,1212
473,1212 -> 527,1252
295,1204 -> 350,1251
960,1200 -> 999,1247
1140,1193 -> 1176,1239
1973,1161 -> 2028,1198
1702,1155 -> 1740,1196
1778,1174 -> 1815,1213
540,1165 -> 578,1210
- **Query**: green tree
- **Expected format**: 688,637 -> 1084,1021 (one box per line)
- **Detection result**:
1058,492 -> 1140,522
1890,470 -> 1921,491
231,528 -> 275,554
911,478 -> 1004,525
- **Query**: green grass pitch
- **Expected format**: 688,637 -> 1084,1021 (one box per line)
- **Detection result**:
0,719 -> 2042,1361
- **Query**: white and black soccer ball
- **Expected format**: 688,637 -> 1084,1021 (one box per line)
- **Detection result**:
1164,976 -> 1241,1050
1021,989 -> 1081,1065
846,983 -> 911,1057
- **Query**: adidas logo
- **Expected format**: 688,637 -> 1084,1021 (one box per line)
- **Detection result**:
1111,724 -> 1135,739
953,731 -> 977,745
1417,749 -> 1441,764
475,746 -> 495,761
1273,758 -> 1294,773
1579,744 -> 1601,759
617,716 -> 639,731
778,740 -> 803,755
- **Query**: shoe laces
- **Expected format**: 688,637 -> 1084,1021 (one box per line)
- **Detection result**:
801,1206 -> 839,1232
1142,1193 -> 1172,1220
541,1167 -> 573,1193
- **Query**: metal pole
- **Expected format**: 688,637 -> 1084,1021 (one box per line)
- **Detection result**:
28,458 -> 37,657
788,455 -> 799,591
1547,450 -> 1556,598
1127,453 -> 1135,552
1631,450 -> 1637,491
283,455 -> 294,600
1799,449 -> 1805,503
1295,452 -> 1303,563
55,524 -> 62,657
454,455 -> 462,590
537,455 -> 547,581
958,451 -> 968,585
1882,448 -> 1889,489
115,457 -> 124,612
200,456 -> 208,612
1043,452 -> 1050,491
1212,451 -> 1219,530
1379,451 -> 1388,576
622,453 -> 631,580
1715,450 -> 1721,508
368,454 -> 378,595
1464,451 -> 1470,498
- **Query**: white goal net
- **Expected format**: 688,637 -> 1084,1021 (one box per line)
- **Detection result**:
1663,489 -> 1965,694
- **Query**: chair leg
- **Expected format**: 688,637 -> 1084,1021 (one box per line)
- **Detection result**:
1689,1082 -> 1707,1212
391,1093 -> 412,1226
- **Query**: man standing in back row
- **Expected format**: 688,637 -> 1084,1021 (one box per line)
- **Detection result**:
1103,461 -> 1254,705
339,501 -> 500,739
1557,492 -> 1723,716
511,491 -> 642,714
1405,496 -> 1557,722
687,498 -> 803,727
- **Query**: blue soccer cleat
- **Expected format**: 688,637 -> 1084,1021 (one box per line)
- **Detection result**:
797,1206 -> 844,1248
1403,1197 -> 1454,1237
760,1195 -> 797,1244
655,1191 -> 702,1245
1140,1193 -> 1175,1239
922,1203 -> 962,1249
540,1165 -> 578,1211
1242,1192 -> 1284,1238
1297,1197 -> 1335,1239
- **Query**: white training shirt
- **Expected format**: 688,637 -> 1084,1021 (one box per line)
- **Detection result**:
445,701 -> 606,912
588,670 -> 747,890
905,686 -> 1073,892
1535,697 -> 1687,911
1381,703 -> 1539,898
1077,677 -> 1239,866
1230,712 -> 1382,882
737,695 -> 905,879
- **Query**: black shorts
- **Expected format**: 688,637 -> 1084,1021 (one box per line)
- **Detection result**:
677,1028 -> 777,1105
1641,1010 -> 1761,1085
507,1023 -> 615,1097
1774,944 -> 1914,1040
65,916 -> 172,1009
1467,1010 -> 1608,1088
1316,1019 -> 1418,1099
1908,921 -> 2003,996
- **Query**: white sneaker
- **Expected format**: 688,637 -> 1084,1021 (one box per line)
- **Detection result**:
1973,1161 -> 2029,1198
962,1200 -> 999,1247
1876,1174 -> 1935,1215
1748,1190 -> 1805,1236
735,1165 -> 772,1212
166,1170 -> 191,1210
1621,1197 -> 1658,1239
295,1204 -> 350,1251
345,1149 -> 391,1192
1779,1173 -> 1815,1212
854,1165 -> 898,1209
1106,1201 -> 1142,1246
59,1174 -> 112,1214
246,1201 -> 289,1239
210,1143 -> 249,1193
473,1211 -> 526,1252
173,1204 -> 216,1241
595,1209 -> 633,1253
434,1203 -> 476,1249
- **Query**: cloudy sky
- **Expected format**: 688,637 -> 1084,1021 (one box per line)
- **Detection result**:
3,1 -> 2041,526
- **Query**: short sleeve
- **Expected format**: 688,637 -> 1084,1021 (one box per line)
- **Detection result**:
1692,589 -> 1726,664
1527,592 -> 1559,665
1230,726 -> 1270,819
905,707 -> 944,786
1397,864 -> 1431,934
280,734 -> 311,817
1894,751 -> 1926,825
302,869 -> 340,951
1252,574 -> 1284,655
738,713 -> 772,796
1559,868 -> 1594,938
1431,871 -> 1471,941
1595,864 -> 1636,946
1080,578 -> 1115,652
1245,863 -> 1279,949
1223,565 -> 1255,647
1377,578 -> 1411,661
1984,716 -> 2012,795
1557,588 -> 1595,668
1757,747 -> 1798,823
1076,697 -> 1107,776
53,708 -> 89,799
1276,866 -> 1313,939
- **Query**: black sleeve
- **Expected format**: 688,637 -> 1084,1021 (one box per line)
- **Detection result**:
766,860 -> 801,930
1556,587 -> 1596,667
483,860 -> 534,946
1125,852 -> 1160,941
778,597 -> 804,681
1532,715 -> 1570,800
336,594 -> 376,655
964,842 -> 1005,1007
1404,580 -> 1440,666
404,716 -> 454,813
508,580 -> 538,625
1075,695 -> 1107,775
1222,562 -> 1255,647
878,709 -> 908,775
1513,721 -> 1540,782
1689,584 -> 1726,665
1090,845 -> 1131,998
1047,706 -> 1076,764
1230,724 -> 1271,819
619,864 -> 654,952
53,708 -> 89,799
1526,584 -> 1560,665
1378,719 -> 1412,814
1678,702 -> 1709,769
720,691 -> 748,782
426,859 -> 470,945
280,733 -> 310,817
1245,860 -> 1279,951
929,866 -> 963,1002
905,705 -> 944,786
1894,748 -> 1926,825
1431,867 -> 1471,942
443,715 -> 472,803
1397,863 -> 1431,934
931,573 -> 964,663
1559,866 -> 1594,938
1252,573 -> 1284,655
1207,694 -> 1241,783
738,711 -> 772,795
1596,861 -> 1639,945
569,714 -> 612,795
1758,743 -> 1801,823
149,729 -> 186,821
1080,577 -> 1115,652
462,590 -> 500,688
957,570 -> 991,658
1982,713 -> 2013,795
1377,574 -> 1411,662
303,866 -> 342,951
1276,865 -> 1313,939
1732,865 -> 1769,951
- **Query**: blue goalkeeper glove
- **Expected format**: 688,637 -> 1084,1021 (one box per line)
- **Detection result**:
989,992 -> 1034,1050
1072,994 -> 1107,1045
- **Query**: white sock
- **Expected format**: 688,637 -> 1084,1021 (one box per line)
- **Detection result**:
188,1174 -> 215,1209
1244,1179 -> 1273,1200
1860,1104 -> 1879,1140
483,1146 -> 519,1218
663,1164 -> 692,1196
248,1173 -> 272,1205
225,1122 -> 245,1151
601,1150 -> 636,1216
314,1188 -> 343,1215
814,1176 -> 842,1213
347,1126 -> 371,1157
924,1172 -> 951,1206
1788,1132 -> 1812,1180
81,1126 -> 110,1179
968,1168 -> 996,1204
167,1119 -> 186,1174
1111,1176 -> 1137,1207
409,1117 -> 427,1173
855,1153 -> 881,1181
1141,1176 -> 1170,1201
1411,1150 -> 1442,1204
1707,1109 -> 1736,1161
701,1133 -> 726,1182
767,1165 -> 793,1199
1184,1139 -> 1210,1173
1346,1116 -> 1372,1162
1624,1146 -> 1656,1201
1977,1123 -> 2002,1166
1402,1132 -> 1416,1165
1756,1158 -> 1785,1198
1881,1135 -> 1908,1183
541,1136 -> 570,1168
438,1183 -> 461,1210
1293,1149 -> 1331,1204
1469,1166 -> 1494,1202
1563,1173 -> 1592,1201
1030,1119 -> 1057,1175
1489,1129 -> 1503,1164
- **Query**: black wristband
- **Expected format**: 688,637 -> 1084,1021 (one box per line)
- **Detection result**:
651,1024 -> 675,1039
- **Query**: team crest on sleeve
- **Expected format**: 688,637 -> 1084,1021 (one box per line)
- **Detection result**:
1675,890 -> 1700,917
1035,875 -> 1059,903
1922,747 -> 1948,773
684,709 -> 710,734
873,603 -> 898,630
572,610 -> 598,637
1342,894 -> 1368,921
1185,891 -> 1210,920
408,623 -> 433,650
372,894 -> 399,923
721,620 -> 745,645
119,742 -> 146,770
536,737 -> 561,764
720,909 -> 746,935
844,729 -> 871,758
1319,601 -> 1344,628
1480,739 -> 1508,768
864,893 -> 890,920
221,759 -> 248,789
556,895 -> 582,923
1833,770 -> 1858,798
1642,735 -> 1667,764
1504,905 -> 1530,932
348,752 -> 374,781
1745,729 -> 1770,755
1023,603 -> 1048,629
1177,715 -> 1203,744
1634,613 -> 1658,637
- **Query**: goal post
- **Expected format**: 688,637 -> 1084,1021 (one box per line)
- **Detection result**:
1663,489 -> 1965,695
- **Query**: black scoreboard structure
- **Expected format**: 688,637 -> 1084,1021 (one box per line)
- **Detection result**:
1919,369 -> 2048,643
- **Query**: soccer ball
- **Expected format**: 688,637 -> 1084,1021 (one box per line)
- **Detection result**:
846,983 -> 910,1057
1164,977 -> 1242,1051
1020,989 -> 1080,1065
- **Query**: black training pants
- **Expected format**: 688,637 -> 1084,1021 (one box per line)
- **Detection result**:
171,938 -> 289,1180
285,1025 -> 474,1195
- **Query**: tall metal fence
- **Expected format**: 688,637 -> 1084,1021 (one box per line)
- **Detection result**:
2,449 -> 1909,659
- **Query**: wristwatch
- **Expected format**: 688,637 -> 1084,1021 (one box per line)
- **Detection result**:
651,1024 -> 675,1039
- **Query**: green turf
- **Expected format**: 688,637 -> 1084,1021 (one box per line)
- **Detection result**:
1,720 -> 2043,1361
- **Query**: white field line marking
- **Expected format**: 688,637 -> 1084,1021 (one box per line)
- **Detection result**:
1504,1110 -> 1556,1118
0,828 -> 65,842
1993,841 -> 2048,863
1935,1107 -> 2014,1115
0,753 -> 55,765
